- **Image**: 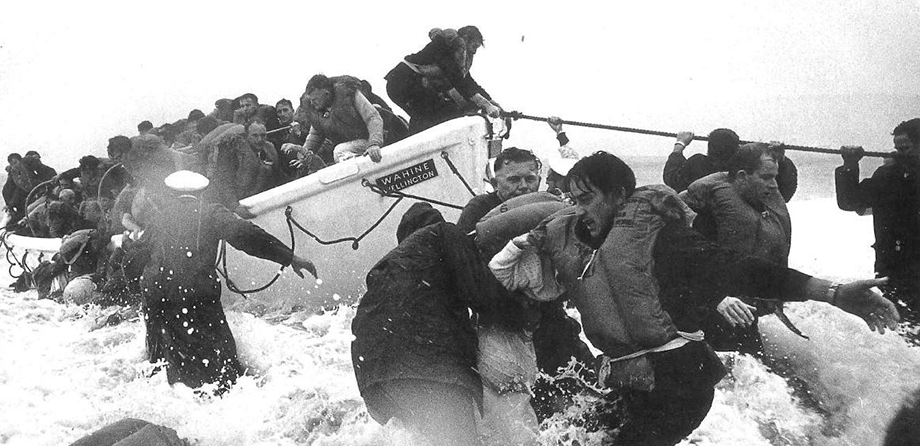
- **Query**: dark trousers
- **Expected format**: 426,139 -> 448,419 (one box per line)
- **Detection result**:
363,378 -> 482,446
615,342 -> 725,446
385,64 -> 462,135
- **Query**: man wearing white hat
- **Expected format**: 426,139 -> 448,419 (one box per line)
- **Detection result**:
140,170 -> 316,394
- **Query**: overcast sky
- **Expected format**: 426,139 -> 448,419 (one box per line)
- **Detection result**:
1,0 -> 919,168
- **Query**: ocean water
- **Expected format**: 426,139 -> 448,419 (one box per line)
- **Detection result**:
2,159 -> 918,445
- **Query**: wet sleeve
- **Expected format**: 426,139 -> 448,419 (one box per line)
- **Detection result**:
303,125 -> 324,154
58,167 -> 81,183
354,92 -> 385,147
457,74 -> 491,101
439,224 -> 506,314
456,194 -> 495,234
662,152 -> 687,190
654,223 -> 813,307
212,204 -> 293,266
489,239 -> 565,301
556,132 -> 570,148
777,157 -> 798,202
835,164 -> 872,212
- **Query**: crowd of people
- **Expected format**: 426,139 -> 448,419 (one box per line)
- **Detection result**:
4,24 -> 919,446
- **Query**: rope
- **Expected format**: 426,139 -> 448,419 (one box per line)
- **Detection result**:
0,231 -> 31,279
266,125 -> 293,135
503,111 -> 895,158
362,179 -> 464,210
213,205 -> 299,297
285,195 -> 405,251
440,152 -> 477,197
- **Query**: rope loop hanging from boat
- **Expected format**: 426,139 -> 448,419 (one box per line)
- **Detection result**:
213,207 -> 299,297
440,152 -> 476,197
0,231 -> 31,279
502,110 -> 895,158
284,192 -> 405,252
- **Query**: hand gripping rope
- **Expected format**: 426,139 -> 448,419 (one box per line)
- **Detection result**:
503,111 -> 895,158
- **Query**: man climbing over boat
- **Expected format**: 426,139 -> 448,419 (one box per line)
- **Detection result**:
680,142 -> 793,355
385,26 -> 502,134
140,170 -> 316,394
288,74 -> 386,164
491,151 -> 899,445
836,118 -> 920,330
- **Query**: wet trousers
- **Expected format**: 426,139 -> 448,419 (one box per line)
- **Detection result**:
363,378 -> 482,446
614,341 -> 724,446
385,64 -> 462,135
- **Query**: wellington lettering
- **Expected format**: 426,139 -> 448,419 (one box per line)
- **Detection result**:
375,159 -> 439,192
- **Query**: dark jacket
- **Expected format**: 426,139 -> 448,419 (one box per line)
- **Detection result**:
141,194 -> 294,389
456,191 -> 502,233
393,34 -> 489,100
351,204 -> 505,405
835,158 -> 920,283
664,152 -> 798,202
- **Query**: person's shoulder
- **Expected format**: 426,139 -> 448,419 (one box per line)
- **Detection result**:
686,153 -> 709,163
465,192 -> 500,207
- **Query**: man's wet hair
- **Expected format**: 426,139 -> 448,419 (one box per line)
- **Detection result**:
493,147 -> 541,173
708,128 -> 740,163
7,153 -> 22,163
893,118 -> 920,145
239,92 -> 259,104
137,120 -> 153,133
727,142 -> 779,181
305,74 -> 333,93
568,151 -> 636,198
197,116 -> 220,136
458,25 -> 484,46
187,109 -> 205,122
79,155 -> 101,170
276,98 -> 293,110
24,150 -> 40,158
107,135 -> 132,158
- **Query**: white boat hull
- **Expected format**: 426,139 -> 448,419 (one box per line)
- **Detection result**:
226,117 -> 492,313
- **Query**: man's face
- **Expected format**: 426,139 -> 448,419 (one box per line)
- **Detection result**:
569,177 -> 621,240
304,88 -> 332,112
277,104 -> 294,125
239,97 -> 257,117
893,133 -> 920,160
248,128 -> 267,146
737,155 -> 779,207
492,160 -> 540,201
465,38 -> 482,57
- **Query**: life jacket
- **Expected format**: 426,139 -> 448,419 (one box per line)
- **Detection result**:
684,172 -> 791,266
533,185 -> 688,358
302,80 -> 370,145
475,192 -> 565,260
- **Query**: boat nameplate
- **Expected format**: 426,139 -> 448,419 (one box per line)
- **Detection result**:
374,158 -> 439,192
